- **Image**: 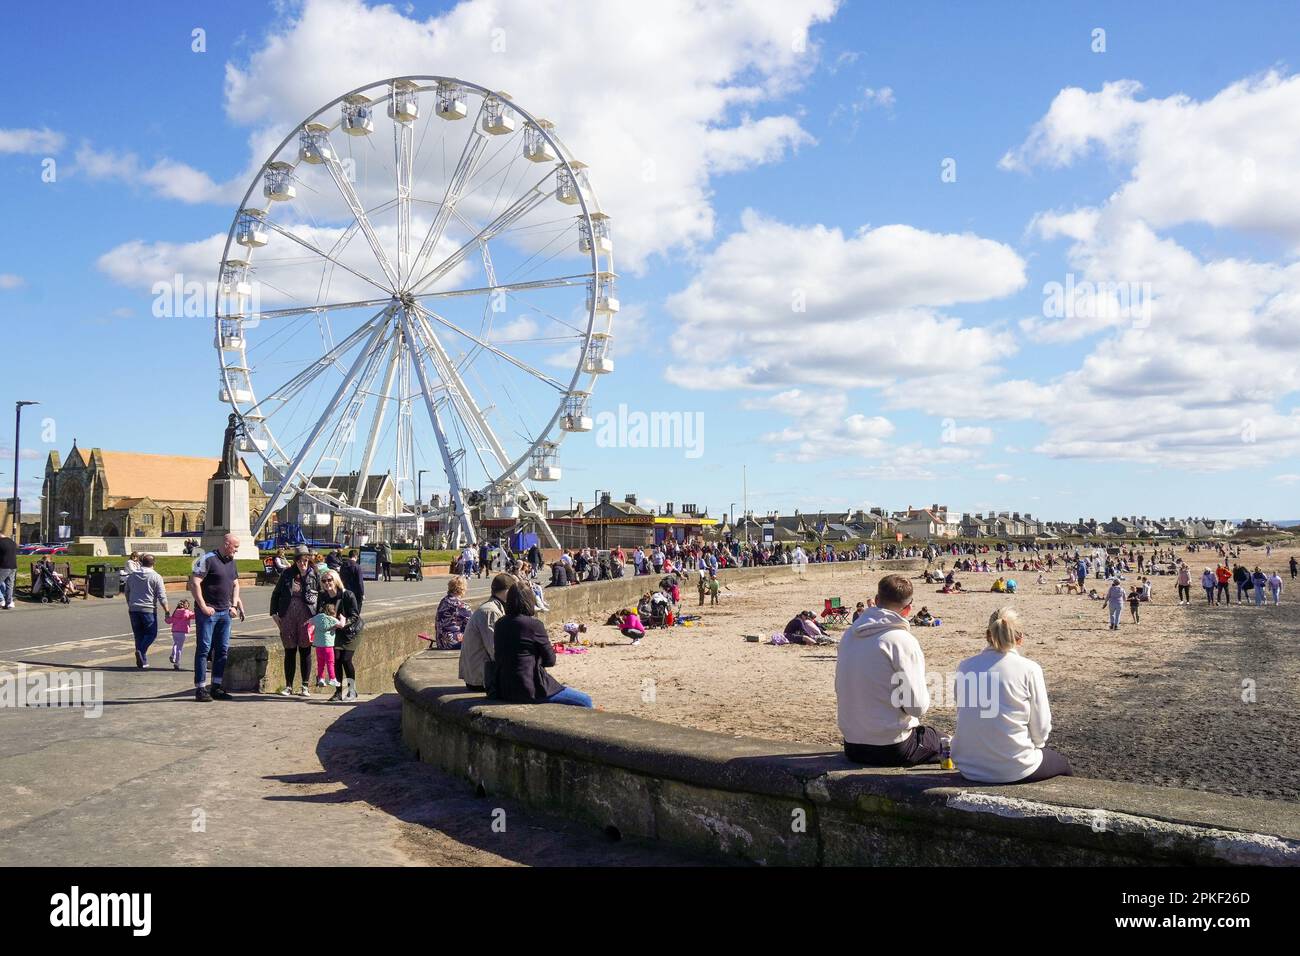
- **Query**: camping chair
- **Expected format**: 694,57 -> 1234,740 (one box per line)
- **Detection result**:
821,597 -> 850,624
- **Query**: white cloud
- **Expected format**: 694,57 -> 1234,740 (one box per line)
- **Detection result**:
665,209 -> 1025,389
0,127 -> 64,154
861,86 -> 895,109
74,144 -> 236,205
984,71 -> 1300,470
213,0 -> 838,272
0,274 -> 24,290
1004,71 -> 1300,247
96,235 -> 228,290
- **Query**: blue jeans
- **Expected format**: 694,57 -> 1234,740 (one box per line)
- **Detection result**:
545,686 -> 593,708
195,609 -> 231,688
129,611 -> 158,660
1108,605 -> 1122,628
0,568 -> 15,605
1254,587 -> 1264,606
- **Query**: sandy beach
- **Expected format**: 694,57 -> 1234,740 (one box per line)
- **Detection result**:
546,544 -> 1300,802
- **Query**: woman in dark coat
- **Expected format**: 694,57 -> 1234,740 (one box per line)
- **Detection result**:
270,545 -> 320,697
319,570 -> 362,702
492,582 -> 593,707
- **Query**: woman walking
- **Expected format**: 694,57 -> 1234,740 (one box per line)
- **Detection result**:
270,545 -> 319,697
1105,578 -> 1125,630
1201,568 -> 1216,605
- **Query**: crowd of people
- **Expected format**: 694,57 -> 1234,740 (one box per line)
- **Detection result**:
55,525 -> 1297,757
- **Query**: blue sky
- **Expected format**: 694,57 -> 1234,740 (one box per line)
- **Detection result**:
3,0 -> 1300,525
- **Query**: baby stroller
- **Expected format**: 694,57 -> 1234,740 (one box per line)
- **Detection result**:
32,562 -> 71,604
404,555 -> 422,581
646,592 -> 670,629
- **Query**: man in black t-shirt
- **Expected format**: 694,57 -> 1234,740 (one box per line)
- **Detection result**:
189,533 -> 246,702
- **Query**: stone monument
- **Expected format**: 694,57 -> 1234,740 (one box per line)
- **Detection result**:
201,414 -> 260,559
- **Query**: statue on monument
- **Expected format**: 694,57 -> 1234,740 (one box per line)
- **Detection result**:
214,413 -> 246,480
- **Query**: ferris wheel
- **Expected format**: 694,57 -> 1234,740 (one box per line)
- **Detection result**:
214,76 -> 617,548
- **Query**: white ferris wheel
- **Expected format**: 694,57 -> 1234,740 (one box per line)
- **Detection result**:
214,76 -> 617,549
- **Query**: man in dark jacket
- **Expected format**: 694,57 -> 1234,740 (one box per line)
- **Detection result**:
340,550 -> 365,611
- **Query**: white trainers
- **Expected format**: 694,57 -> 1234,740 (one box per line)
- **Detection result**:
298,685 -> 311,697
316,676 -> 327,687
279,686 -> 294,697
328,678 -> 340,687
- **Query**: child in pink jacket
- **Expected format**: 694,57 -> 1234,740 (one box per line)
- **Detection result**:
165,599 -> 196,671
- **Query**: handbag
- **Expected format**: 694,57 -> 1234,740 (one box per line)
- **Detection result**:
336,613 -> 365,645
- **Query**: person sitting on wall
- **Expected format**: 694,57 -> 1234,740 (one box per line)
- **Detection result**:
549,558 -> 571,588
952,607 -> 1072,784
460,572 -> 514,692
836,574 -> 946,767
493,582 -> 594,708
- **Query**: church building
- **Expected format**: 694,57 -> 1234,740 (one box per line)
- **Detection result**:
40,442 -> 267,541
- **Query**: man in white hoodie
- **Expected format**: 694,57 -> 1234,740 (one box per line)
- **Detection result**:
835,574 -> 945,766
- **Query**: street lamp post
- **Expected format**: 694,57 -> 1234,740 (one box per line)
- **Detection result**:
11,401 -> 39,544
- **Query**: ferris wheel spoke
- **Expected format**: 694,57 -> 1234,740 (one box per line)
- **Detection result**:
409,104 -> 489,285
408,173 -> 557,294
412,303 -> 566,392
411,272 -> 592,303
309,327 -> 396,492
319,134 -> 400,289
230,296 -> 393,323
408,309 -> 512,473
397,309 -> 477,546
353,332 -> 402,506
394,115 -> 413,287
254,312 -> 395,536
246,308 -> 391,421
259,216 -> 394,296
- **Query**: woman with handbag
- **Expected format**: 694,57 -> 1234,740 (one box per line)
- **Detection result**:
320,570 -> 363,702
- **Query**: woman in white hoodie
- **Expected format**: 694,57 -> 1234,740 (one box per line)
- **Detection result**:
951,607 -> 1072,784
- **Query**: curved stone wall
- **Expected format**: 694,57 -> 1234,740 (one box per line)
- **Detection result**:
395,652 -> 1299,865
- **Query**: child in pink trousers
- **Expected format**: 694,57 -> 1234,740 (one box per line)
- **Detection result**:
165,600 -> 196,672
